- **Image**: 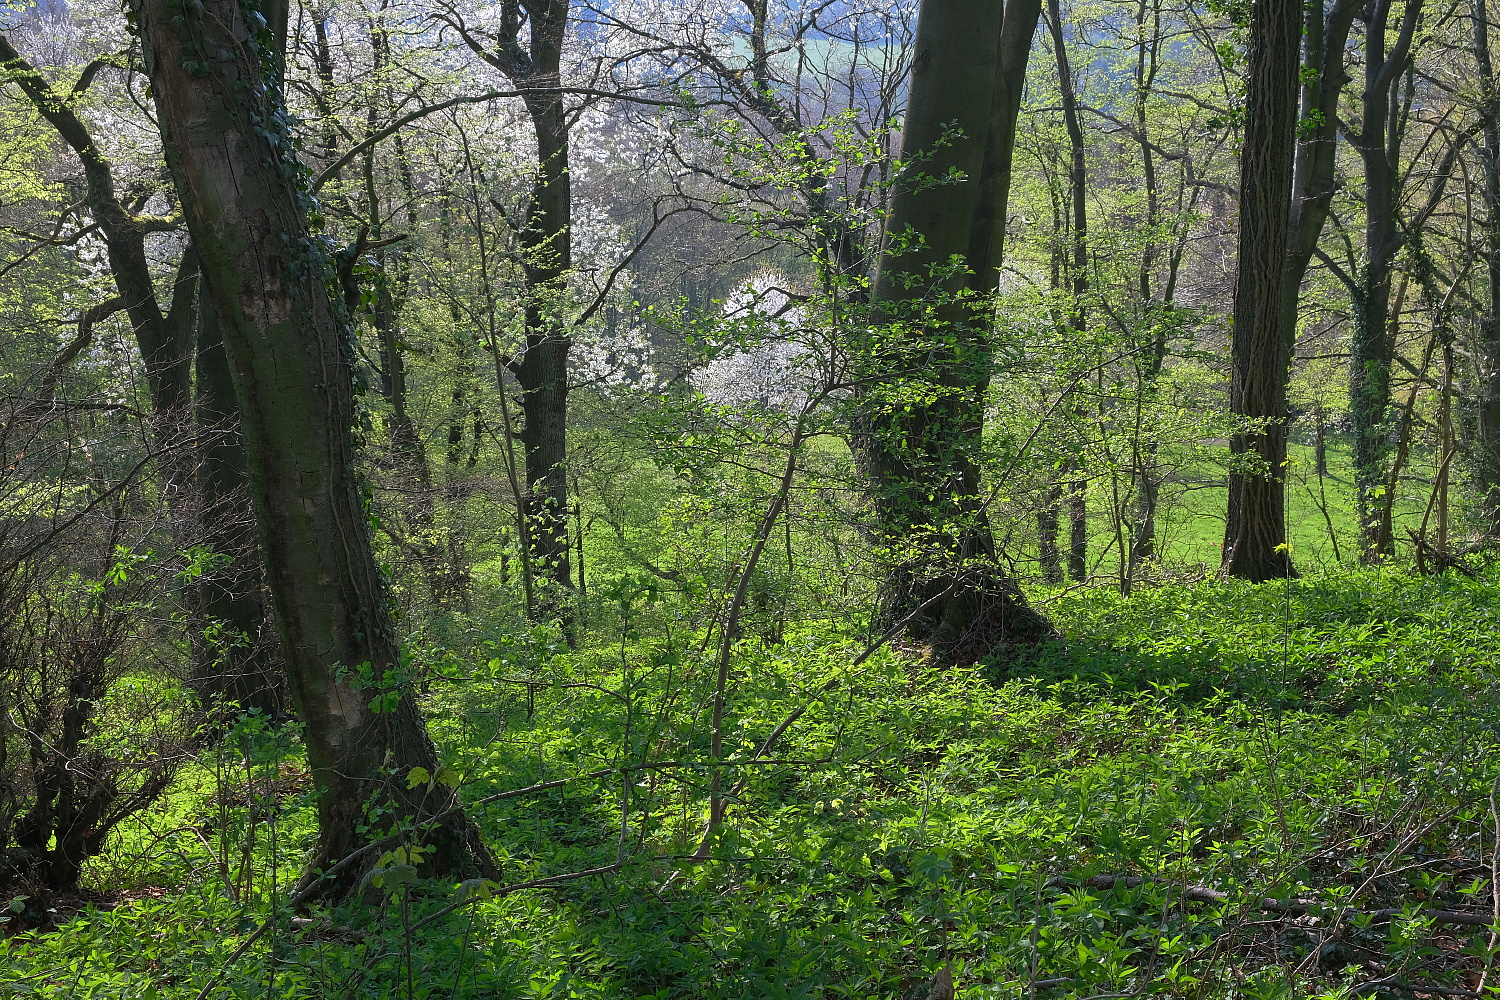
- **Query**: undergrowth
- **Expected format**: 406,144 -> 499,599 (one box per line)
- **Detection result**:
4,569 -> 1498,999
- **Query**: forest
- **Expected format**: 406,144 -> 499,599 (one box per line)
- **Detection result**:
1,0 -> 1499,994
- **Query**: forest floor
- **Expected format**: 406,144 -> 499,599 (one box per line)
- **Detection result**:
5,569 -> 1499,999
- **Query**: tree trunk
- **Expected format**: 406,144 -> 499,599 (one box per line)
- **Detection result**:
1472,0 -> 1500,534
1067,478 -> 1087,581
450,1 -> 575,614
134,0 -> 493,893
861,0 -> 1051,661
1345,0 -> 1422,561
1226,0 -> 1360,547
1038,481 -> 1063,584
1222,0 -> 1301,582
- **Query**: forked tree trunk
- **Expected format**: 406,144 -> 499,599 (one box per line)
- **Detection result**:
1222,0 -> 1300,582
862,0 -> 1051,661
1345,0 -> 1422,561
134,0 -> 493,891
1225,0 -> 1359,551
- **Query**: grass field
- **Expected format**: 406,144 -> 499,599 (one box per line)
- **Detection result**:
1076,435 -> 1455,578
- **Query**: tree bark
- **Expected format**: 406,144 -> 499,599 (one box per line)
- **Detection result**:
1225,0 -> 1359,548
134,0 -> 493,892
862,0 -> 1051,661
1222,0 -> 1301,582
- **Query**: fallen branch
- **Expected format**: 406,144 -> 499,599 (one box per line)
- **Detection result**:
1355,975 -> 1482,998
1059,874 -> 1497,927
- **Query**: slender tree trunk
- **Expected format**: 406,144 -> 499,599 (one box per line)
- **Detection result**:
861,0 -> 1051,661
1314,404 -> 1329,476
450,1 -> 575,614
1473,0 -> 1500,533
1044,0 -> 1088,325
1345,0 -> 1422,561
1067,478 -> 1087,581
1125,0 -> 1171,568
135,0 -> 493,892
1038,483 -> 1063,584
1222,0 -> 1300,581
1044,0 -> 1093,582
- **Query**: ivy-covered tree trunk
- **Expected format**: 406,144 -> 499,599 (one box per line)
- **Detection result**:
1345,0 -> 1422,561
1222,0 -> 1301,581
861,0 -> 1051,661
134,0 -> 493,892
1472,0 -> 1500,533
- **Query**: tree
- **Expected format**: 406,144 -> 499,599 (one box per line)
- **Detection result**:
132,0 -> 494,890
861,0 -> 1051,659
0,32 -> 196,455
1470,0 -> 1500,533
1222,0 -> 1301,581
1343,0 -> 1423,560
1040,0 -> 1091,585
0,28 -> 281,709
1221,0 -> 1358,566
439,0 -> 577,615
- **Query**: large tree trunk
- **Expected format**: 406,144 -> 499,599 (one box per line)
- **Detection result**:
1222,0 -> 1301,582
134,0 -> 493,892
1225,0 -> 1359,550
861,0 -> 1051,661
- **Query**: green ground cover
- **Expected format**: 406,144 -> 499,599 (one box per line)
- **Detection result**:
5,570 -> 1498,999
